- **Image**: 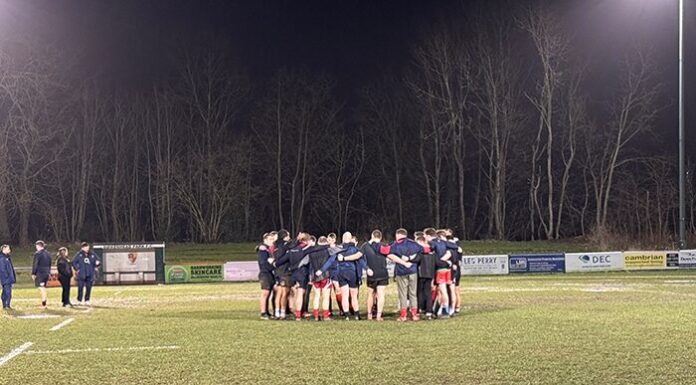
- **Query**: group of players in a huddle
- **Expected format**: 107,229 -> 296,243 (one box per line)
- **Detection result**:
256,227 -> 463,321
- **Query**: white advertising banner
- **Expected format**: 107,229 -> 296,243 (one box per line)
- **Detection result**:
104,251 -> 156,273
565,252 -> 623,273
223,261 -> 260,281
678,250 -> 696,269
460,255 -> 509,275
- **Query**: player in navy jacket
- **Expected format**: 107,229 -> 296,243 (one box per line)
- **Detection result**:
283,236 -> 327,320
256,233 -> 276,320
334,232 -> 363,320
386,229 -> 422,321
71,242 -> 100,306
272,230 -> 295,319
0,244 -> 16,310
308,236 -> 344,320
425,228 -> 453,318
32,240 -> 52,308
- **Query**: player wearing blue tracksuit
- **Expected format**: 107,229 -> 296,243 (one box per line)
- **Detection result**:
0,245 -> 16,310
72,242 -> 100,305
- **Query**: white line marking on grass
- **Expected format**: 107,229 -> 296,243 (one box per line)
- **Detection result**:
15,314 -> 60,319
25,345 -> 180,355
49,318 -> 75,332
0,342 -> 33,367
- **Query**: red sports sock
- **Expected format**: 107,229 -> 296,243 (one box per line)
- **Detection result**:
399,308 -> 407,319
323,310 -> 330,319
295,310 -> 302,319
313,309 -> 319,319
410,307 -> 418,317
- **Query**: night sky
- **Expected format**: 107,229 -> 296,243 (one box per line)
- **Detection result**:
0,0 -> 694,147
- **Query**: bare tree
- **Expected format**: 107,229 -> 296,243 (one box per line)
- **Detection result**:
471,15 -> 524,240
142,87 -> 180,241
410,27 -> 471,230
0,51 -> 14,241
520,5 -> 568,239
554,69 -> 586,238
585,49 -> 662,233
360,80 -> 410,228
0,45 -> 72,244
253,71 -> 341,234
173,49 -> 248,242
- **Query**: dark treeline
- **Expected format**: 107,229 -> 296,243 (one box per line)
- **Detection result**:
0,3 -> 693,246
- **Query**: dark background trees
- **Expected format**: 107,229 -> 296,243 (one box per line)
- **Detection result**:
0,1 -> 692,246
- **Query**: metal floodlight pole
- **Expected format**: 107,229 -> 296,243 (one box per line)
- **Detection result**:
678,0 -> 687,249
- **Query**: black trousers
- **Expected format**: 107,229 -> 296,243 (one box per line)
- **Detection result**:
417,278 -> 433,313
59,276 -> 71,305
77,278 -> 93,302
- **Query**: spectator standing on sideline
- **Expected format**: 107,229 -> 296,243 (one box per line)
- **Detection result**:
0,244 -> 16,310
56,247 -> 73,308
72,242 -> 100,306
32,240 -> 51,309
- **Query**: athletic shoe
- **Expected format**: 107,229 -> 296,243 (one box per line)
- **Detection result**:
455,308 -> 461,314
85,301 -> 91,307
426,313 -> 433,320
439,314 -> 450,319
411,314 -> 420,321
260,314 -> 270,320
397,316 -> 408,322
78,301 -> 84,306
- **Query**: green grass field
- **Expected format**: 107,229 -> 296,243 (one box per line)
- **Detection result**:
2,270 -> 696,384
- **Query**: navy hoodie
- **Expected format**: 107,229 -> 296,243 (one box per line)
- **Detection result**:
389,238 -> 422,276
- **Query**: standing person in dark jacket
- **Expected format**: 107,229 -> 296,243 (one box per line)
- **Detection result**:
257,233 -> 276,320
414,236 -> 436,320
32,240 -> 52,309
362,230 -> 389,321
425,228 -> 453,318
272,230 -> 294,319
440,229 -> 461,316
72,242 -> 100,306
309,236 -> 335,321
56,247 -> 73,308
0,244 -> 16,310
444,229 -> 463,314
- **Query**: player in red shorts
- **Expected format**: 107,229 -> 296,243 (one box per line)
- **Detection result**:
425,228 -> 453,318
311,236 -> 346,321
